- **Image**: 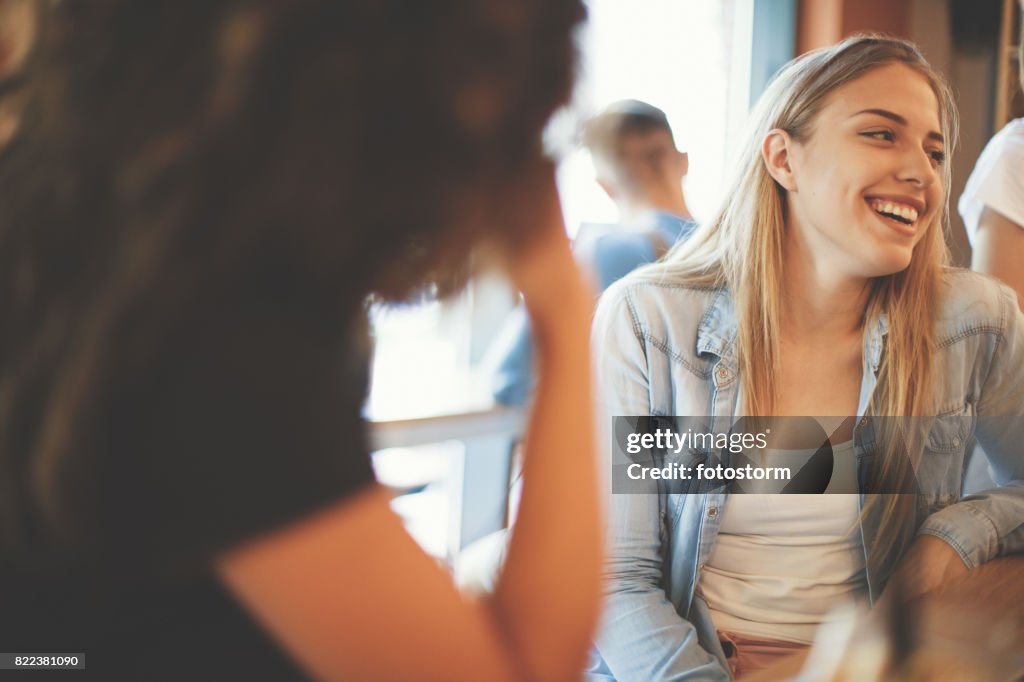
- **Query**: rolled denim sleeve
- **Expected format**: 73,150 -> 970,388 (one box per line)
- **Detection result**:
590,285 -> 729,681
918,284 -> 1024,568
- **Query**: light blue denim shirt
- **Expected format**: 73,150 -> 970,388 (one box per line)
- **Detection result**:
587,268 -> 1024,681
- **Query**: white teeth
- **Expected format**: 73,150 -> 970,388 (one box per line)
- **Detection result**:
869,199 -> 919,223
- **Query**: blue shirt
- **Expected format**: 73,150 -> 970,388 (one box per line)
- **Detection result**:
587,269 -> 1024,680
487,211 -> 696,406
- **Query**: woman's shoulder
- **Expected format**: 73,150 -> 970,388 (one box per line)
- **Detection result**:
594,276 -> 731,369
978,118 -> 1024,169
997,117 -> 1024,141
598,275 -> 727,329
964,118 -> 1024,189
938,267 -> 1019,336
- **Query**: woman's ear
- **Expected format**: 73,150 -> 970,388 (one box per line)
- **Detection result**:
762,129 -> 798,192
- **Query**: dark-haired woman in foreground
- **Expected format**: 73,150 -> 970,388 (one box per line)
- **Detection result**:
0,2 -> 600,680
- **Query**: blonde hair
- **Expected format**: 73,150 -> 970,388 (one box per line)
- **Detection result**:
639,35 -> 959,583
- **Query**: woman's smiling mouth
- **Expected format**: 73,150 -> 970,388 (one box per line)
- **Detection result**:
865,196 -> 924,235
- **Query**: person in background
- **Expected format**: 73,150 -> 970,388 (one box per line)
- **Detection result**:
487,99 -> 697,406
459,100 -> 696,594
954,4 -> 1023,525
0,2 -> 601,680
959,15 -> 1024,311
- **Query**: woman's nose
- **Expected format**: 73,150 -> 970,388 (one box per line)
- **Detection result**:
897,147 -> 939,189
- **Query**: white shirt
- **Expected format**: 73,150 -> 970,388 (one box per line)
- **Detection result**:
699,440 -> 867,644
959,118 -> 1024,243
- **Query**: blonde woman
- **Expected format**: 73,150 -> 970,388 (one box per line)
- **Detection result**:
589,36 -> 1024,680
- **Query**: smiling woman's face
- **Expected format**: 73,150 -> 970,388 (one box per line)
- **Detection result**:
783,62 -> 946,279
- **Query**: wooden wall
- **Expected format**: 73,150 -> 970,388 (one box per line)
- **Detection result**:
798,0 -> 912,53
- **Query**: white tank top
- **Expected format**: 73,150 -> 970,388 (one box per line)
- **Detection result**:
699,440 -> 868,644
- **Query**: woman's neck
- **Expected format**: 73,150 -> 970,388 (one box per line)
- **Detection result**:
779,240 -> 870,344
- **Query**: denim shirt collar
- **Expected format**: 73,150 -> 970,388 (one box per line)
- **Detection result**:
695,288 -> 738,369
696,288 -> 890,376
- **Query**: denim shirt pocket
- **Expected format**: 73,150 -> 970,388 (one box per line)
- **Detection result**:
916,402 -> 976,519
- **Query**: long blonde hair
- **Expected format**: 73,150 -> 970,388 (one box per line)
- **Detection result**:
640,35 -> 959,584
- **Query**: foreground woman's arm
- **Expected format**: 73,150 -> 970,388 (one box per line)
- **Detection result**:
215,207 -> 601,681
489,210 -> 603,682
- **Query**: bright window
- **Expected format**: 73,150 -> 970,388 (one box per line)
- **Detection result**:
369,0 -> 756,559
555,0 -> 750,233
369,0 -> 753,422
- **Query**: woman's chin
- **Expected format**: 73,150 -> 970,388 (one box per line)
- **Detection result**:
858,246 -> 914,278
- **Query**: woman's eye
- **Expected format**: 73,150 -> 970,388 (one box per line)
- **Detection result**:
928,149 -> 947,165
861,130 -> 895,142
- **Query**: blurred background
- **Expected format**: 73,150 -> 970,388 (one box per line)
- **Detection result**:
368,0 -> 1024,564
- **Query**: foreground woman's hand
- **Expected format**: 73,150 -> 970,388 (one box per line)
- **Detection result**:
502,162 -> 594,326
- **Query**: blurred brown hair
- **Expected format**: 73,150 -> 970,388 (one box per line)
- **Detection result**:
0,0 -> 584,548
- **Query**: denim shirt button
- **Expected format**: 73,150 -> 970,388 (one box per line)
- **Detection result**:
707,506 -> 719,518
859,417 -> 868,427
715,366 -> 729,382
